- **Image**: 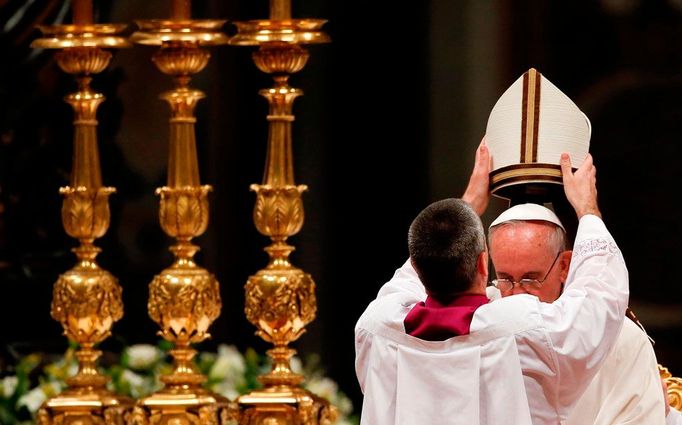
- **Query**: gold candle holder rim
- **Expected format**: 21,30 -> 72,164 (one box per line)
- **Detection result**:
229,19 -> 330,46
31,24 -> 131,49
136,386 -> 231,408
131,19 -> 230,46
237,386 -> 336,412
43,390 -> 133,409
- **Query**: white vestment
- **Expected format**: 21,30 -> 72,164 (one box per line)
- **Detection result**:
355,215 -> 629,425
487,290 -> 667,424
565,318 -> 666,425
668,408 -> 682,425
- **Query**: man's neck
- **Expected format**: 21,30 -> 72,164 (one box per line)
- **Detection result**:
428,288 -> 487,305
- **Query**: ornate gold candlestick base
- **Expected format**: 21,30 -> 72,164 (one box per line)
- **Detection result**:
38,347 -> 133,425
131,389 -> 234,425
239,385 -> 337,425
39,388 -> 131,425
129,346 -> 236,425
238,346 -> 337,425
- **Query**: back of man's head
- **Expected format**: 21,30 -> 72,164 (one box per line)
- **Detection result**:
408,198 -> 486,299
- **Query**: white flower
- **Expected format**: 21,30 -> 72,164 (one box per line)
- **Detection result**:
210,380 -> 240,400
305,376 -> 354,417
121,369 -> 145,387
43,381 -> 64,397
17,386 -> 46,413
15,379 -> 62,412
125,344 -> 162,371
208,345 -> 246,383
66,361 -> 79,378
290,356 -> 303,375
334,394 -> 353,417
305,377 -> 338,401
1,376 -> 18,398
121,369 -> 154,399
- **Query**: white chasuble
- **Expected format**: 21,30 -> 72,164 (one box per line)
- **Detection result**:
356,215 -> 629,424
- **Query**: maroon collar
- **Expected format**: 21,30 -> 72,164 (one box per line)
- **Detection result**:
404,294 -> 489,341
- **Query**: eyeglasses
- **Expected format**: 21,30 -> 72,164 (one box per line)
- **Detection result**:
491,251 -> 562,293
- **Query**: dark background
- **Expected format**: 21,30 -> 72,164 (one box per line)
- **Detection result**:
2,0 -> 682,416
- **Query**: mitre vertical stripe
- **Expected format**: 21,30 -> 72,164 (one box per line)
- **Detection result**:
532,72 -> 541,161
521,73 -> 529,162
520,69 -> 541,163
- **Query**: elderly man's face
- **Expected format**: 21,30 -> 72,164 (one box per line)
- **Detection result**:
489,221 -> 571,303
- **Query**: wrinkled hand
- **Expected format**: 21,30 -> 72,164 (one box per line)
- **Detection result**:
560,153 -> 601,219
462,138 -> 491,216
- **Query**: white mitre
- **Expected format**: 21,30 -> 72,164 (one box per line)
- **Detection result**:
485,68 -> 591,199
489,202 -> 565,232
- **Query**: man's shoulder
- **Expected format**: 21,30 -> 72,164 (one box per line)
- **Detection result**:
355,293 -> 418,334
614,317 -> 654,352
476,293 -> 540,317
376,259 -> 427,300
471,294 -> 543,334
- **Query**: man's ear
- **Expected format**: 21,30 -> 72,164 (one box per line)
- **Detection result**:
477,251 -> 489,281
559,250 -> 572,282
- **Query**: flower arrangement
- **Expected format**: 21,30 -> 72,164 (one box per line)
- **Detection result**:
0,342 -> 358,425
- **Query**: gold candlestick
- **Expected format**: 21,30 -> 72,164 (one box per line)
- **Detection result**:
30,7 -> 132,425
127,8 -> 236,425
660,365 -> 682,410
230,1 -> 337,423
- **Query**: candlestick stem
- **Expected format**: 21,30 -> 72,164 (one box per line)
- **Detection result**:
172,0 -> 191,21
72,0 -> 93,25
270,0 -> 291,20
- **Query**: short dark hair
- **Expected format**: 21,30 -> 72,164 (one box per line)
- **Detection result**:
408,198 -> 486,298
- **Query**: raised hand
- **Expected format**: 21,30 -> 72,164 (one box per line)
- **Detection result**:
560,152 -> 601,219
462,138 -> 491,216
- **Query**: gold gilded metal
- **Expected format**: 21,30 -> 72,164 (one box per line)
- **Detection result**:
230,1 -> 337,423
129,6 -> 236,424
30,2 -> 132,423
660,365 -> 682,410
